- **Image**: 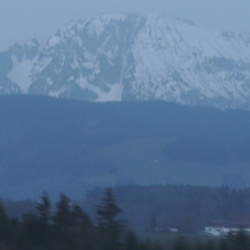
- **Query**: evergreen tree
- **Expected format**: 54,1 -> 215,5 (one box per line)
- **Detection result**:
35,193 -> 52,245
36,192 -> 51,225
71,204 -> 92,227
96,188 -> 123,228
21,212 -> 42,247
0,203 -> 11,243
53,193 -> 77,249
53,193 -> 73,229
96,188 -> 125,250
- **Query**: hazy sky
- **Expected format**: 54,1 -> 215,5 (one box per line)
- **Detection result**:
0,0 -> 250,51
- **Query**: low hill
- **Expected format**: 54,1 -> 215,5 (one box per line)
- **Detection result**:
1,95 -> 250,199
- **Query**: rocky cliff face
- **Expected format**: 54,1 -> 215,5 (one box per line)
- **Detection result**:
2,13 -> 250,109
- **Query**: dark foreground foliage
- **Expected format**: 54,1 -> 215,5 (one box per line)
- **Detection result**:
0,189 -> 160,250
0,188 -> 250,250
171,232 -> 250,250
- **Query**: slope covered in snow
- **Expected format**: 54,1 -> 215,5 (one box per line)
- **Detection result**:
1,14 -> 250,109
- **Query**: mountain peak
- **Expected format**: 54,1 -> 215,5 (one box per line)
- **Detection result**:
2,13 -> 250,109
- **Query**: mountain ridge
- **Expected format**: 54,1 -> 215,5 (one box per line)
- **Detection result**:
1,13 -> 250,109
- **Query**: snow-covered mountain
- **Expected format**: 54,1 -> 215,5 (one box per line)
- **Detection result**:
2,13 -> 250,109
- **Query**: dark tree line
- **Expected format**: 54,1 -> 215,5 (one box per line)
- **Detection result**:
85,185 -> 250,231
0,189 -> 161,250
1,187 -> 250,250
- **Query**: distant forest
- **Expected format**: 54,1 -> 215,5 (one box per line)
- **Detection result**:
1,95 -> 250,198
82,185 -> 250,230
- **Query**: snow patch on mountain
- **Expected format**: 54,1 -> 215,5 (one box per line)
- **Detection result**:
96,82 -> 123,102
47,35 -> 61,47
49,86 -> 69,98
89,13 -> 127,38
8,56 -> 35,93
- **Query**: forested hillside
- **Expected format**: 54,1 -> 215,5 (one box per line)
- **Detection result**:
1,95 -> 250,198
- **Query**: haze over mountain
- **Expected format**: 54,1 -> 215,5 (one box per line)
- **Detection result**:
1,0 -> 250,51
2,14 -> 250,109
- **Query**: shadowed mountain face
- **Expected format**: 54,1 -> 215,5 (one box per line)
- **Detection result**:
1,95 -> 250,199
1,14 -> 250,109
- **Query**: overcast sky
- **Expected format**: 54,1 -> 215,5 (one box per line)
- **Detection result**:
0,0 -> 250,51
